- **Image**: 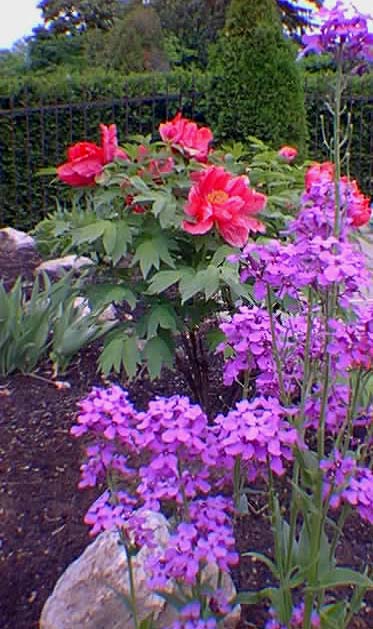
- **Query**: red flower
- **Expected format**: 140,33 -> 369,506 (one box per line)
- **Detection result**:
159,113 -> 213,162
57,124 -> 128,187
278,145 -> 298,162
305,162 -> 371,228
183,166 -> 267,247
100,124 -> 128,163
341,177 -> 371,228
305,161 -> 335,191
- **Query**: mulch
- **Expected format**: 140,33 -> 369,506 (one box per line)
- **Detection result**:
0,245 -> 372,629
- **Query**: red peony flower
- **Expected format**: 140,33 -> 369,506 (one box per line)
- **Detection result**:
182,165 -> 267,247
305,161 -> 371,228
341,177 -> 371,228
278,145 -> 298,163
159,113 -> 213,163
100,123 -> 128,163
57,124 -> 128,187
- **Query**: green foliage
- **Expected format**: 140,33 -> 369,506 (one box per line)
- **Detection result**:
0,271 -> 116,376
207,0 -> 307,156
32,130 -> 306,381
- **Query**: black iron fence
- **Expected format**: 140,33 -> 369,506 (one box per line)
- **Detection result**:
0,85 -> 372,230
0,86 -> 203,229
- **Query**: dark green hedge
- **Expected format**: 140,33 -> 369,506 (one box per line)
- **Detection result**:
305,72 -> 373,201
0,68 -> 208,229
0,67 -> 372,231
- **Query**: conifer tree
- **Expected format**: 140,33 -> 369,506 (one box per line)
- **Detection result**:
207,0 -> 307,154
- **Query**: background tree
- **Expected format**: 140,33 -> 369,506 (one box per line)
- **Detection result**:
37,0 -> 121,35
28,26 -> 84,70
83,3 -> 168,72
151,0 -> 324,67
207,0 -> 307,153
277,0 -> 323,42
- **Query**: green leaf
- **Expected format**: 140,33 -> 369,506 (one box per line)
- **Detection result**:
132,240 -> 161,279
72,220 -> 109,246
319,602 -> 346,629
103,222 -> 118,256
315,567 -> 373,590
85,283 -> 136,311
211,244 -> 236,266
147,270 -> 181,295
146,305 -> 177,338
110,221 -> 132,266
144,335 -> 173,379
205,328 -> 226,352
98,334 -> 140,378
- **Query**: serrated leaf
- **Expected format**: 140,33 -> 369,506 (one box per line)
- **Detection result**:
147,270 -> 181,295
85,284 -> 136,311
103,222 -> 117,256
98,335 -> 140,378
72,220 -> 108,246
144,336 -> 173,379
111,221 -> 132,266
132,240 -> 161,279
147,305 -> 177,338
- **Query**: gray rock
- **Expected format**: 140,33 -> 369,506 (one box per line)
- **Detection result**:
40,512 -> 170,629
40,510 -> 240,629
0,227 -> 35,250
35,255 -> 94,276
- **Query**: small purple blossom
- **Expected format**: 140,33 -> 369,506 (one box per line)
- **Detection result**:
147,497 -> 238,589
215,397 -> 300,480
265,603 -> 320,629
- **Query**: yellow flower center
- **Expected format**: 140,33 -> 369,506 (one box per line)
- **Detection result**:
207,190 -> 229,205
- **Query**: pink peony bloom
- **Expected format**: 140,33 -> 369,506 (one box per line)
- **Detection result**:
278,145 -> 298,162
57,124 -> 128,187
159,113 -> 213,162
183,165 -> 267,247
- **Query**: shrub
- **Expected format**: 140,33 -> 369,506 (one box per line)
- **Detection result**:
206,0 -> 307,155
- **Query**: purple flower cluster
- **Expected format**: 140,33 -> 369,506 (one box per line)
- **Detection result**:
305,383 -> 349,434
237,236 -> 368,304
214,397 -> 300,479
301,2 -> 373,64
328,303 -> 373,372
320,450 -> 373,524
217,306 -> 274,386
218,306 -> 325,399
84,489 -> 155,549
266,603 -> 320,629
147,497 -> 238,588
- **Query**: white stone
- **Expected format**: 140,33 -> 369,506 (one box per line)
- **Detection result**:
0,227 -> 35,249
36,255 -> 94,275
73,297 -> 118,322
40,510 -> 240,629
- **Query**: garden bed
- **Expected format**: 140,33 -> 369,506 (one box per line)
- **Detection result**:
0,246 -> 372,629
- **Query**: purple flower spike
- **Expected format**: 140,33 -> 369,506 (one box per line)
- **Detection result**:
301,2 -> 373,65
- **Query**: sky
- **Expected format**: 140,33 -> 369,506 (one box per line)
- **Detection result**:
0,0 -> 372,51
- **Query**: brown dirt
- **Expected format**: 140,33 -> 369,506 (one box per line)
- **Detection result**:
0,246 -> 372,629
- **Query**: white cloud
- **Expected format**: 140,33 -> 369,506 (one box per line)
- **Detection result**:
0,0 -> 42,50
